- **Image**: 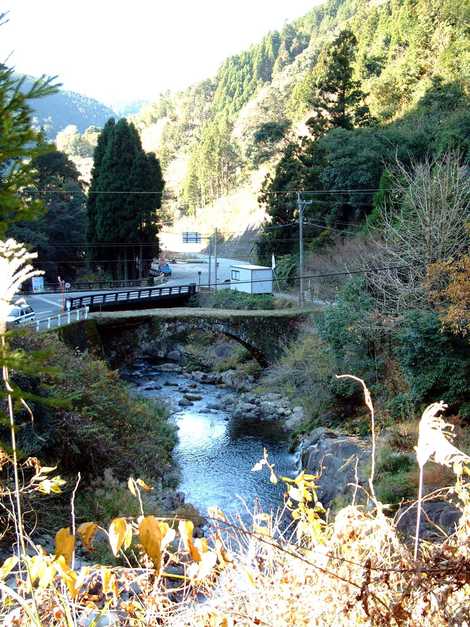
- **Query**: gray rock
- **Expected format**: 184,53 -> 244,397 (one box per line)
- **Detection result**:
178,398 -> 193,407
157,363 -> 183,373
207,402 -> 222,410
300,428 -> 371,508
143,383 -> 162,391
166,349 -> 182,362
396,500 -> 461,541
284,413 -> 304,431
233,401 -> 260,420
184,393 -> 203,401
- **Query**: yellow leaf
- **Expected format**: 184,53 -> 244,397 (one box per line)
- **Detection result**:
38,475 -> 66,494
54,556 -> 78,597
101,568 -> 118,597
207,506 -> 226,522
127,477 -> 137,496
139,516 -> 162,571
288,486 -> 302,502
0,555 -> 18,580
178,519 -> 201,562
136,478 -> 153,492
109,518 -> 131,556
194,538 -> 209,554
158,522 -> 176,550
38,466 -> 57,474
55,527 -> 75,567
29,555 -> 54,590
241,566 -> 256,587
77,522 -> 98,551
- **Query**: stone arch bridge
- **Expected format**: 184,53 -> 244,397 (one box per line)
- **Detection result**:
61,307 -> 310,368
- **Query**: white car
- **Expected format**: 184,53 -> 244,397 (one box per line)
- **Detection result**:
6,300 -> 36,328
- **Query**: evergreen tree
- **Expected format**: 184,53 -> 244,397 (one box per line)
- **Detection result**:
0,61 -> 56,236
306,29 -> 372,139
87,118 -> 164,279
86,118 -> 115,246
9,151 -> 87,280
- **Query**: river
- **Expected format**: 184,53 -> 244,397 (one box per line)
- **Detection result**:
123,358 -> 296,520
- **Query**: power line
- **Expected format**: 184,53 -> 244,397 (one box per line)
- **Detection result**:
198,265 -> 410,290
25,187 -> 383,195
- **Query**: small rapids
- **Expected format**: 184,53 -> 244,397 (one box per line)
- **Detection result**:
122,359 -> 297,520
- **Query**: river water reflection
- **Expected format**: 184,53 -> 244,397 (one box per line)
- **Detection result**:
123,359 -> 296,519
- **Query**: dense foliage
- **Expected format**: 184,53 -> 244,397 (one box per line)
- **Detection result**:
0,63 -> 56,237
133,0 -> 469,218
258,79 -> 469,262
87,118 -> 165,279
8,150 -> 87,281
10,331 -> 176,482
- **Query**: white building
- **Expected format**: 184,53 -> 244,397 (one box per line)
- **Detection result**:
229,264 -> 273,294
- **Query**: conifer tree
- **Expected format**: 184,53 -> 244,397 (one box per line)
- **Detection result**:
306,29 -> 372,139
86,118 -> 115,247
87,118 -> 164,279
0,61 -> 56,236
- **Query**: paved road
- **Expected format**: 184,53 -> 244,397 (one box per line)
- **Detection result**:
26,255 -> 245,317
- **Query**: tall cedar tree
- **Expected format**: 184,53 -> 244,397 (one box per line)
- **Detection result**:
306,29 -> 371,139
87,118 -> 164,279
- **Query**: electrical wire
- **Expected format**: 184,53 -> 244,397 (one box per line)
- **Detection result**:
26,187 -> 383,195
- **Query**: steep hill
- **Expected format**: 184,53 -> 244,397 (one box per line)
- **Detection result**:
25,77 -> 116,138
132,0 -> 469,241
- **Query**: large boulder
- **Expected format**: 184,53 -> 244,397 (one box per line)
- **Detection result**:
220,369 -> 254,391
396,500 -> 461,541
300,428 -> 371,508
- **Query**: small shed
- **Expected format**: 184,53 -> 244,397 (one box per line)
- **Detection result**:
229,264 -> 273,294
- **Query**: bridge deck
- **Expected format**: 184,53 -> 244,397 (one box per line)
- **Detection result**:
90,306 -> 315,322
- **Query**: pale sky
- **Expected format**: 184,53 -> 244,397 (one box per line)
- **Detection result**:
1,0 -> 321,108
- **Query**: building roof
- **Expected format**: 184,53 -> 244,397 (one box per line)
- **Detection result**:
230,264 -> 272,271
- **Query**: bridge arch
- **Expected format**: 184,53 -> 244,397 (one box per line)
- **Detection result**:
61,308 -> 308,369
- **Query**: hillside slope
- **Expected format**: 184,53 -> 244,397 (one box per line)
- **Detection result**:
133,0 -> 469,240
25,77 -> 116,138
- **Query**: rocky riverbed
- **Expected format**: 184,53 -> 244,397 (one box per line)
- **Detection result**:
122,360 -> 297,520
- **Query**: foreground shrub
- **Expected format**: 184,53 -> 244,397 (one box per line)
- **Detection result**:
0,395 -> 468,626
9,331 -> 176,482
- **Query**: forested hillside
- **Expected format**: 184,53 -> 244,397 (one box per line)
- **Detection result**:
131,0 -> 468,229
25,76 -> 116,138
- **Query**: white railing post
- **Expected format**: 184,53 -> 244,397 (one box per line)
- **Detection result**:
36,320 -> 40,332
76,309 -> 80,321
47,317 -> 51,330
85,306 -> 89,320
67,310 -> 71,324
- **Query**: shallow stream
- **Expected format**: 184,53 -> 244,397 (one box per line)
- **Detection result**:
123,359 -> 296,520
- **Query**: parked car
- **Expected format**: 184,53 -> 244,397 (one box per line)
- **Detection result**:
6,299 -> 35,328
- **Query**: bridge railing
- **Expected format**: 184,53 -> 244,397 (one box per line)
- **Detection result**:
66,283 -> 197,312
28,306 -> 90,333
21,275 -> 166,295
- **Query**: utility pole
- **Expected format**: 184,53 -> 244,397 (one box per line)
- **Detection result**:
297,192 -> 312,306
214,228 -> 218,291
208,234 -> 212,290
